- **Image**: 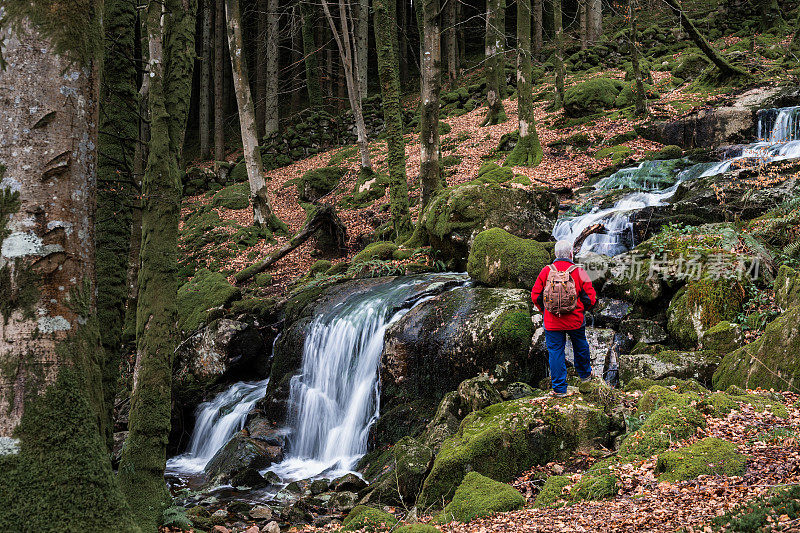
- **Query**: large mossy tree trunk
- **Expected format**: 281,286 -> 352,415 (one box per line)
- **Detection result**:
0,8 -> 138,532
374,0 -> 413,239
301,1 -> 324,106
663,0 -> 746,78
629,0 -> 648,116
118,1 -> 196,531
533,0 -> 543,56
553,0 -> 565,109
505,0 -> 543,167
482,0 -> 507,125
225,0 -> 280,229
215,0 -> 226,161
97,0 -> 140,450
420,0 -> 443,208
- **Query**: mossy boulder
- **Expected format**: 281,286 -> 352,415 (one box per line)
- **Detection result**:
534,475 -> 571,507
655,437 -> 746,482
342,169 -> 389,208
774,265 -> 800,311
700,321 -> 742,354
614,83 -> 658,108
563,77 -> 625,117
395,525 -> 440,533
414,182 -> 558,268
364,437 -> 434,506
476,163 -> 514,183
438,472 -> 525,523
601,255 -> 662,303
382,287 -> 538,403
673,52 -> 710,80
418,396 -> 612,506
458,376 -> 503,413
620,350 -> 723,387
466,228 -> 551,289
341,506 -> 398,532
177,269 -> 241,333
211,182 -> 251,210
297,166 -> 346,202
618,403 -> 705,459
352,241 -> 399,263
713,305 -> 800,391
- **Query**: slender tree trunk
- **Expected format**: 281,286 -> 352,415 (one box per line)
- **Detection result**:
663,0 -> 746,78
533,0 -> 543,56
256,0 -> 268,137
201,0 -> 213,158
215,0 -> 226,160
374,0 -> 413,239
118,1 -> 197,530
482,0 -> 507,125
97,0 -> 139,451
445,0 -> 458,81
553,0 -> 565,109
0,9 -> 138,531
506,0 -> 543,167
321,0 -> 373,170
579,0 -> 588,50
301,1 -> 324,106
629,0 -> 647,116
291,7 -> 304,113
226,0 -> 280,228
400,0 -> 409,80
265,0 -> 280,135
588,0 -> 602,44
420,0 -> 442,207
356,0 -> 370,99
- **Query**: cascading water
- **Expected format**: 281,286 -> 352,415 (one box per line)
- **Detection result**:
167,379 -> 269,474
554,105 -> 800,256
267,274 -> 467,482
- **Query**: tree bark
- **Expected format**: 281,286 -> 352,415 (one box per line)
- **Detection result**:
629,0 -> 648,116
663,0 -> 746,78
420,0 -> 443,207
321,0 -> 373,170
118,0 -> 197,530
265,0 -> 280,135
506,0 -> 543,167
445,0 -> 458,81
215,0 -> 226,160
301,1 -> 324,106
399,0 -> 409,80
256,0 -> 268,137
579,0 -> 588,50
375,0 -> 413,239
553,0 -> 565,109
482,0 -> 507,125
201,0 -> 213,157
588,0 -> 602,44
225,0 -> 280,228
533,0 -> 543,56
0,9 -> 139,531
356,0 -> 370,99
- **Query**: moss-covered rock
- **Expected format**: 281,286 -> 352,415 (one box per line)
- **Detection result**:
700,321 -> 742,353
439,472 -> 525,523
297,166 -> 346,202
177,269 -> 241,333
457,376 -> 503,413
618,403 -> 705,459
466,228 -> 551,289
713,305 -> 800,391
341,505 -> 398,532
395,525 -> 441,533
341,169 -> 389,208
563,77 -> 625,117
352,241 -> 399,263
418,396 -> 612,506
534,475 -> 571,507
477,163 -> 514,183
211,183 -> 250,210
602,255 -> 662,303
570,470 -> 619,501
655,437 -> 746,482
614,83 -> 658,108
774,265 -> 800,311
619,350 -> 723,387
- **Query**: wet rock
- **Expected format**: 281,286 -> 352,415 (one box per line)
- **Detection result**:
619,350 -> 723,387
422,391 -> 462,452
310,479 -> 329,495
111,430 -> 127,468
249,505 -> 273,520
204,430 -> 283,487
601,255 -> 663,304
502,382 -> 538,400
382,286 -> 540,404
245,418 -> 288,447
592,298 -> 632,328
331,473 -> 368,493
329,491 -> 359,513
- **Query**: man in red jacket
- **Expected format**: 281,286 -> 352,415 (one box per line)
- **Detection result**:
531,240 -> 597,397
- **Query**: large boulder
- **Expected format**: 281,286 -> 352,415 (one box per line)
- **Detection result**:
381,287 -> 539,403
439,472 -> 525,523
774,265 -> 800,311
466,228 -> 552,289
417,396 -> 613,506
415,182 -> 558,268
619,350 -> 723,387
204,430 -> 283,487
713,305 -> 800,391
655,437 -> 746,482
563,77 -> 625,118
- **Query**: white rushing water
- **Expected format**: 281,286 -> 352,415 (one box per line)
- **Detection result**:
554,105 -> 800,256
268,276 -> 459,482
167,379 -> 270,474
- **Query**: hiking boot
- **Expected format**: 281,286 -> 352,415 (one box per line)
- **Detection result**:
580,372 -> 596,383
549,390 -> 568,398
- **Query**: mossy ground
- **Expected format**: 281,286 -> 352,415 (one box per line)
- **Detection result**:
341,505 -> 398,532
176,268 -> 241,332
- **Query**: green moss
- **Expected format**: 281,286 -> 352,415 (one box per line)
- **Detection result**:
563,77 -> 624,117
685,277 -> 745,330
494,308 -> 534,350
477,163 -> 514,183
636,385 -> 685,415
211,182 -> 250,210
774,264 -> 800,310
340,169 -> 389,209
329,146 -> 358,166
341,506 -> 398,532
176,269 -> 241,332
593,145 -> 633,164
395,525 -> 441,533
441,154 -> 463,168
646,145 -> 683,160
297,166 -> 345,201
309,260 -> 333,276
534,475 -> 571,507
570,472 -> 618,501
229,297 -> 275,321
466,228 -> 551,289
439,472 -> 525,523
505,133 -> 544,168
655,437 -> 746,482
619,404 -> 705,459
352,241 -> 399,263
0,262 -> 40,324
511,175 -> 532,186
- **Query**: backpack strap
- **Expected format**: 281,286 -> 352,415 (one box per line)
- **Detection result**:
566,265 -> 579,274
548,264 -> 558,273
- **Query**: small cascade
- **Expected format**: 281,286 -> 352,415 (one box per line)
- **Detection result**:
554,105 -> 800,256
167,379 -> 269,474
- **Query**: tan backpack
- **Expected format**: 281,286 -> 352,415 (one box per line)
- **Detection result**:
543,264 -> 579,316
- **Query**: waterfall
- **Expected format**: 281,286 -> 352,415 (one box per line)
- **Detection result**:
268,275 -> 466,482
555,105 -> 800,256
167,379 -> 269,474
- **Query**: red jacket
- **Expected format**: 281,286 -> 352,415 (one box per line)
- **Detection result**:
531,259 -> 597,331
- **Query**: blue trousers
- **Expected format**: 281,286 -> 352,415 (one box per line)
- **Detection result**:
545,326 -> 592,393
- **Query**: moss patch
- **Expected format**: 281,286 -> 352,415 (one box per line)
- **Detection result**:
656,437 -> 746,482
439,471 -> 525,523
176,269 -> 241,333
466,228 -> 551,289
211,183 -> 250,210
341,505 -> 398,532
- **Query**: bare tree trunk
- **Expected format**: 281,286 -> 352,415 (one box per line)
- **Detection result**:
445,0 -> 458,81
482,0 -> 507,125
301,1 -> 324,106
291,6 -> 304,113
201,0 -> 213,158
356,0 -> 370,99
420,0 -> 442,207
588,0 -> 602,44
256,0 -> 268,137
533,0 -> 543,56
400,0 -> 409,80
579,0 -> 588,50
553,0 -> 565,109
215,0 -> 226,160
265,0 -> 280,135
321,0 -> 373,170
225,0 -> 280,228
629,0 -> 647,116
